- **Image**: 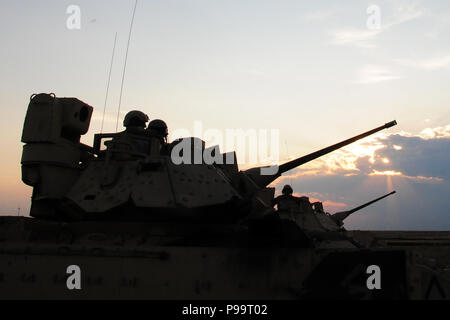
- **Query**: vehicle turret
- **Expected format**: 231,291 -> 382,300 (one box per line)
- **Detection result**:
20,93 -> 397,222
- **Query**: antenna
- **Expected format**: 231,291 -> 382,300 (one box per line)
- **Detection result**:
101,32 -> 118,133
116,0 -> 138,132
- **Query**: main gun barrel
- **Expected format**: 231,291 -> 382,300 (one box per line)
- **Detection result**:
279,120 -> 397,174
243,120 -> 397,189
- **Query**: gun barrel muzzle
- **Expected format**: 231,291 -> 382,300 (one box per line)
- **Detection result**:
385,120 -> 397,128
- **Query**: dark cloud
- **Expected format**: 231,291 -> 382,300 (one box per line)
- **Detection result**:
273,132 -> 450,230
276,173 -> 450,231
373,135 -> 450,180
355,156 -> 372,174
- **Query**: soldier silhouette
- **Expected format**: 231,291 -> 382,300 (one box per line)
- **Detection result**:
123,110 -> 149,134
272,185 -> 303,220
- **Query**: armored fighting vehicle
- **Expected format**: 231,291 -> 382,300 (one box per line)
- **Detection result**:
0,93 -> 448,299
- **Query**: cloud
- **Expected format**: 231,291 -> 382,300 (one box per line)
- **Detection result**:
271,125 -> 450,230
372,133 -> 450,181
331,29 -> 381,48
330,3 -> 425,48
276,125 -> 450,181
355,65 -> 402,84
387,3 -> 425,27
396,55 -> 450,70
419,125 -> 450,138
276,172 -> 450,230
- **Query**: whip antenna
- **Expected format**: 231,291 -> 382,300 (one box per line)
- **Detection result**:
101,32 -> 117,133
116,0 -> 138,132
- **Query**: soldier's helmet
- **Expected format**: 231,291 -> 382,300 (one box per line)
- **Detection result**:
123,110 -> 149,128
282,184 -> 293,195
147,119 -> 168,138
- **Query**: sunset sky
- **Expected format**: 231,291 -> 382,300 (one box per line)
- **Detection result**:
1,0 -> 449,230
